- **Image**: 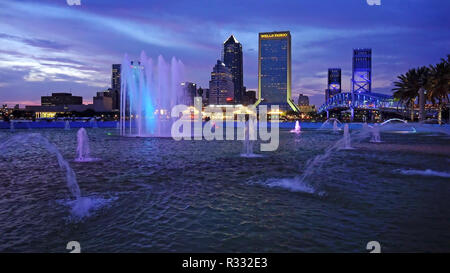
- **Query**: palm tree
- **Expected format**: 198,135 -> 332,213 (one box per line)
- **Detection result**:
393,73 -> 413,120
428,56 -> 450,124
393,67 -> 429,121
417,66 -> 431,122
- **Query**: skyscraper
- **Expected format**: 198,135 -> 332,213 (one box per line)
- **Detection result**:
297,94 -> 309,106
325,68 -> 342,101
111,64 -> 121,110
352,49 -> 372,93
223,35 -> 243,104
209,60 -> 234,105
256,31 -> 298,112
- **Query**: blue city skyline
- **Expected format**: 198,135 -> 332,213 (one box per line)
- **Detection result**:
0,0 -> 449,107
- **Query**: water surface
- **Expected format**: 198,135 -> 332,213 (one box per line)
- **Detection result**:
0,127 -> 449,252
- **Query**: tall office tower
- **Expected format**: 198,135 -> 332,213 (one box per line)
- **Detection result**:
256,31 -> 298,112
352,49 -> 371,93
223,35 -> 244,104
325,68 -> 342,101
111,64 -> 121,110
297,94 -> 309,106
209,60 -> 234,105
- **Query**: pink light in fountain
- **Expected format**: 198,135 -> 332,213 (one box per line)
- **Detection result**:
290,120 -> 301,134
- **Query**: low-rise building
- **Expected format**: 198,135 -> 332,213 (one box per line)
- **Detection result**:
93,91 -> 113,112
41,93 -> 83,106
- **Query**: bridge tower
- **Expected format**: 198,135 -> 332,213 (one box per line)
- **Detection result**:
352,49 -> 372,94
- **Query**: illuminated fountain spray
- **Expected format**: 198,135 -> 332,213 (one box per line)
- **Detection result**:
1,133 -> 110,219
241,120 -> 260,158
290,121 -> 301,134
333,120 -> 339,133
120,51 -> 185,137
342,124 -> 353,150
75,128 -> 99,162
0,133 -> 100,218
319,118 -> 341,132
75,128 -> 90,162
1,134 -> 81,198
370,123 -> 382,143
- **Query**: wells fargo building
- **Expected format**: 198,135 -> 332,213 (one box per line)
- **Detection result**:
256,31 -> 298,112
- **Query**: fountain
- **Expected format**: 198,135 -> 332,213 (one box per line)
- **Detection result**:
290,121 -> 301,134
65,120 -> 70,130
380,118 -> 415,134
241,120 -> 261,158
0,134 -> 80,198
0,133 -> 99,218
242,134 -> 254,157
341,124 -> 354,150
370,124 -> 382,143
120,51 -> 186,137
333,120 -> 339,133
75,128 -> 99,162
380,118 -> 408,126
296,128 -> 372,191
319,118 -> 342,131
75,128 -> 90,161
0,133 -> 110,219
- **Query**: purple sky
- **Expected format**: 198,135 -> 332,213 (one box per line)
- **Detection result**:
0,0 -> 449,107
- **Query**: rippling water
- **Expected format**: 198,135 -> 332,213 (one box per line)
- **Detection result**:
0,127 -> 449,252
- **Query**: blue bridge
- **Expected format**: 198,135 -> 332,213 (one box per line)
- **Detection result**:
318,92 -> 403,114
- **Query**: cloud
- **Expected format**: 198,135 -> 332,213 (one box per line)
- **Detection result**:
0,33 -> 69,51
0,0 -> 449,107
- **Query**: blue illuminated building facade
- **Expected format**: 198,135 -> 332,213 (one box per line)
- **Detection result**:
352,48 -> 372,93
256,31 -> 298,112
325,68 -> 341,101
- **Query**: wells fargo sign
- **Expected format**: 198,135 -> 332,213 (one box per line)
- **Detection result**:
260,33 -> 288,39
